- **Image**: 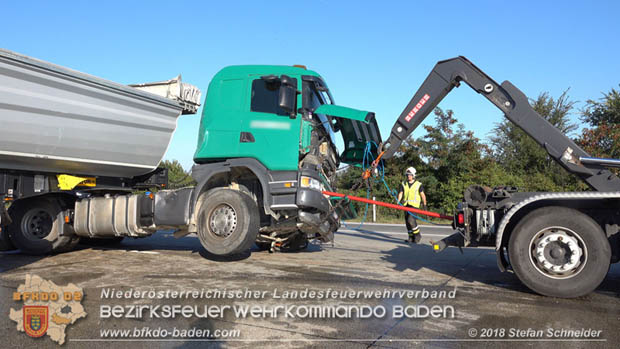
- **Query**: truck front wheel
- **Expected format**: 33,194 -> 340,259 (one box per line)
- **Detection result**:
7,198 -> 79,255
508,206 -> 611,298
196,189 -> 259,256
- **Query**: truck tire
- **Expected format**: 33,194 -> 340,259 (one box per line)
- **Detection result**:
508,206 -> 611,298
196,188 -> 259,256
7,198 -> 79,255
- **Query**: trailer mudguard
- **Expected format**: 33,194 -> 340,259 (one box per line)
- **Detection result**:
153,188 -> 194,226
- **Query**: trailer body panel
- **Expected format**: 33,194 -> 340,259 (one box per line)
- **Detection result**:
0,48 -> 184,178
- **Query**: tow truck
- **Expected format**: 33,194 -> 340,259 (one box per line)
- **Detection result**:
378,57 -> 620,298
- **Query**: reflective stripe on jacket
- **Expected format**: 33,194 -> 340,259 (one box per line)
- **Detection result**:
402,180 -> 422,208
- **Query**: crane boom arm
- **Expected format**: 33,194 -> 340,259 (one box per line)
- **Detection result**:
381,56 -> 620,192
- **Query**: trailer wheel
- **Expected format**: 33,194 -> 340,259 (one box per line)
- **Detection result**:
7,198 -> 78,255
508,206 -> 610,298
196,189 -> 259,256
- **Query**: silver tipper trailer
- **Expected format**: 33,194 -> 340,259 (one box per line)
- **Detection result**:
0,48 -> 201,254
0,48 -> 200,178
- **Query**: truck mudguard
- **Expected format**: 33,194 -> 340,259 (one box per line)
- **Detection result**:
190,158 -> 298,219
494,191 -> 620,251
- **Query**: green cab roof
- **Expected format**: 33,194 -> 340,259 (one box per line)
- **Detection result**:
213,65 -> 322,80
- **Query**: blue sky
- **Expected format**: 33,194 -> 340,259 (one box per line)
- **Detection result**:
3,1 -> 619,170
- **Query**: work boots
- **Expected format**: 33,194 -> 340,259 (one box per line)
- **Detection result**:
405,231 -> 422,244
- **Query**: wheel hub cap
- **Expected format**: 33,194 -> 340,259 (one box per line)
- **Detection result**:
530,228 -> 585,279
209,204 -> 237,238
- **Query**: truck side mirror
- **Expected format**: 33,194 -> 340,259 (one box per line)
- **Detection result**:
278,75 -> 298,119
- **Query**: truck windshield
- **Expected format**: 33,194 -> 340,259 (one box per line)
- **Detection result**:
303,80 -> 337,145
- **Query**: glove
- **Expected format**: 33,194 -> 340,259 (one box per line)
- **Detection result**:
422,204 -> 428,211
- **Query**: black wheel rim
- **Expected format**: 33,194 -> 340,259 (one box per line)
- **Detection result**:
21,209 -> 54,240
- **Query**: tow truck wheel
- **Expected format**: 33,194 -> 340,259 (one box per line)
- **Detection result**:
508,206 -> 610,298
197,189 -> 259,256
7,198 -> 78,255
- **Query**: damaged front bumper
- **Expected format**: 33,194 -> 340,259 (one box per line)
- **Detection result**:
296,188 -> 340,242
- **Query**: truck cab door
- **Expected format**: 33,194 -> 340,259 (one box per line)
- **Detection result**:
237,76 -> 301,171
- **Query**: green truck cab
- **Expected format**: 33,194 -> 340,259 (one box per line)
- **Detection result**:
191,65 -> 381,252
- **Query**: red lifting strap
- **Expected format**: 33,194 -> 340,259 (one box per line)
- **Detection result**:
322,190 -> 453,220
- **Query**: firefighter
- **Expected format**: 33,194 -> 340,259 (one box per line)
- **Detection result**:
397,167 -> 427,243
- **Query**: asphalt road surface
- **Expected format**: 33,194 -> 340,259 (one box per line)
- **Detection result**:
1,223 -> 619,348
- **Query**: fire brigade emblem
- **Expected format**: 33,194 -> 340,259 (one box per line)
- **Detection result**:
23,305 -> 49,337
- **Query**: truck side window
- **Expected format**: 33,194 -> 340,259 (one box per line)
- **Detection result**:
251,78 -> 296,116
